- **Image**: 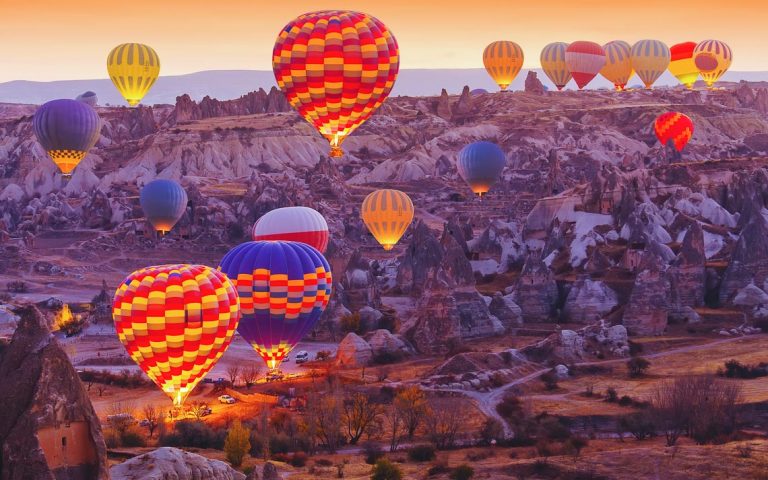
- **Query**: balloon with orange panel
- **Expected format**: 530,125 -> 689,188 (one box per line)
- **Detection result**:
112,264 -> 240,406
694,40 -> 732,88
654,112 -> 694,152
272,10 -> 399,158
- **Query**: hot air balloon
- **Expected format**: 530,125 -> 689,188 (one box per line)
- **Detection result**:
218,241 -> 332,371
140,179 -> 188,235
630,40 -> 670,89
694,40 -> 732,88
33,99 -> 101,177
252,206 -> 329,253
471,88 -> 489,96
669,42 -> 700,89
565,41 -> 606,90
273,11 -> 399,158
483,41 -> 524,91
112,264 -> 240,405
601,41 -> 633,91
75,91 -> 98,107
654,112 -> 694,152
457,141 -> 506,197
361,189 -> 414,251
107,43 -> 160,107
540,42 -> 572,91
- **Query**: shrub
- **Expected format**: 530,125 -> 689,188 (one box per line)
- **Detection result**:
103,428 -> 120,449
120,427 -> 146,447
160,420 -> 226,449
408,444 -> 436,462
427,462 -> 450,476
371,458 -> 402,480
289,451 -> 308,467
450,464 -> 474,480
541,371 -> 559,391
619,412 -> 655,441
618,395 -> 634,407
478,418 -> 504,445
363,442 -> 384,465
627,357 -> 651,378
224,420 -> 251,467
720,359 -> 768,379
605,387 -> 618,403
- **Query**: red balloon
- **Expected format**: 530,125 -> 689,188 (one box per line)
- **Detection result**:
565,41 -> 606,90
655,112 -> 694,152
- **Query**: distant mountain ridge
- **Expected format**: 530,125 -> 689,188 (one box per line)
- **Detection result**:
1,68 -> 767,106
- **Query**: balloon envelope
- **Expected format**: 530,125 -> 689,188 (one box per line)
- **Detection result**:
140,179 -> 188,234
669,42 -> 700,89
33,99 -> 101,176
457,141 -> 506,197
654,112 -> 694,152
218,241 -> 332,370
273,10 -> 399,158
601,41 -> 633,91
694,40 -> 732,87
630,40 -> 670,89
107,43 -> 160,107
112,264 -> 240,405
483,41 -> 524,91
565,41 -> 606,90
540,42 -> 572,91
252,206 -> 330,253
361,189 -> 414,250
75,91 -> 98,107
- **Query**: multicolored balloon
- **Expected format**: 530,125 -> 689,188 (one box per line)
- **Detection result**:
140,179 -> 188,234
601,41 -> 633,91
694,40 -> 732,88
483,41 -> 524,91
252,206 -> 329,253
361,189 -> 414,251
33,99 -> 101,177
630,40 -> 670,89
218,241 -> 332,370
112,264 -> 240,405
457,141 -> 506,197
654,112 -> 694,152
540,42 -> 571,91
669,42 -> 700,89
272,10 -> 399,158
107,43 -> 160,107
565,41 -> 606,90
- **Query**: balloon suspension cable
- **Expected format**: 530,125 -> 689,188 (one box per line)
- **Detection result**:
127,99 -> 140,107
383,244 -> 394,251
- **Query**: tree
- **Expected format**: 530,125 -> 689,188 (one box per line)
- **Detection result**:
310,391 -> 344,452
371,458 -> 402,480
394,386 -> 427,439
224,420 -> 251,467
188,401 -> 210,421
424,399 -> 461,450
479,418 -> 504,445
385,404 -> 404,452
619,412 -> 655,440
627,357 -> 651,378
226,365 -> 241,387
242,364 -> 262,389
343,393 -> 383,445
142,404 -> 160,439
451,465 -> 474,480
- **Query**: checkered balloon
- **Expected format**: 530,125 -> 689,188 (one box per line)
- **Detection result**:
112,264 -> 240,405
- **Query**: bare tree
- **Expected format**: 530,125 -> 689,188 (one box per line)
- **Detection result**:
394,386 -> 427,439
142,404 -> 160,438
343,392 -> 383,445
97,384 -> 107,396
188,401 -> 210,421
385,404 -> 404,452
424,399 -> 462,449
242,364 -> 262,389
226,365 -> 241,387
309,390 -> 343,452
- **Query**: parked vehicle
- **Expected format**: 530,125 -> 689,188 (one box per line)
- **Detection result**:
295,351 -> 310,364
266,372 -> 285,382
218,394 -> 236,404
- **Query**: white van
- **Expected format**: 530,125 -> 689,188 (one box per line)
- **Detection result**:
295,351 -> 310,364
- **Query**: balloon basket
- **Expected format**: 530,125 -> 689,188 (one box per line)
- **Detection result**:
329,145 -> 344,158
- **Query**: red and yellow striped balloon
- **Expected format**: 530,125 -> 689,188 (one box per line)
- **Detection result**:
112,264 -> 240,406
272,10 -> 399,158
654,112 -> 694,152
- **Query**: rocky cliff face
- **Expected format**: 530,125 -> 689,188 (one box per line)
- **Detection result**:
622,251 -> 671,335
0,306 -> 109,480
515,254 -> 558,322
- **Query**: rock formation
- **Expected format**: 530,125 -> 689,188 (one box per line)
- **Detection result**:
336,333 -> 373,367
340,250 -> 380,311
623,252 -> 671,335
669,222 -> 706,314
515,253 -> 558,322
110,447 -> 245,480
562,276 -> 619,323
168,87 -> 290,125
719,214 -> 768,306
524,71 -> 546,95
0,306 -> 109,480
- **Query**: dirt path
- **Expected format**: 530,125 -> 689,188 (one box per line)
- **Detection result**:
435,335 -> 761,438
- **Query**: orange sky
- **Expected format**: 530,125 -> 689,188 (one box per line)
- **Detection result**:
1,0 -> 765,82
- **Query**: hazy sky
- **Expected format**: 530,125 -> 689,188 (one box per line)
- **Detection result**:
1,0 -> 765,82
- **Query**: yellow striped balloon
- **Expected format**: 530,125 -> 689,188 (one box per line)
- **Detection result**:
601,41 -> 633,91
540,42 -> 571,91
630,40 -> 670,89
107,43 -> 160,107
483,41 -> 524,91
361,189 -> 414,251
694,40 -> 732,88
